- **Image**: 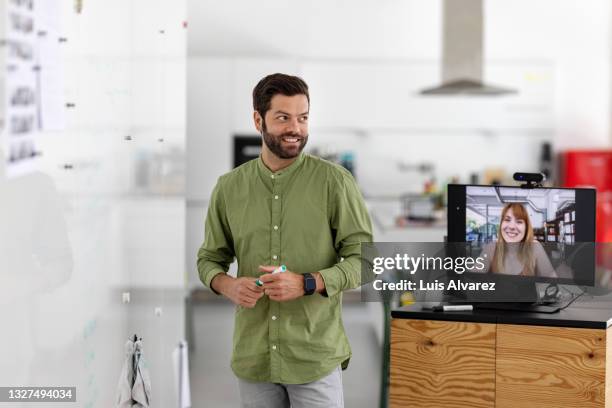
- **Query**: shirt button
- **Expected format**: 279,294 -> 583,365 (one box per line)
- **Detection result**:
272,315 -> 277,320
271,175 -> 275,179
274,195 -> 279,200
273,225 -> 278,230
272,345 -> 277,350
272,255 -> 278,260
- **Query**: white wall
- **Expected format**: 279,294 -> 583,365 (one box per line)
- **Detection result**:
187,0 -> 442,59
187,0 -> 611,148
485,0 -> 611,148
186,0 -> 612,287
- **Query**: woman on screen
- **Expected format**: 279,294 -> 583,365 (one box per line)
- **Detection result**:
479,203 -> 557,277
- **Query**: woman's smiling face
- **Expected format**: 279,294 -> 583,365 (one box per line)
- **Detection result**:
500,207 -> 527,243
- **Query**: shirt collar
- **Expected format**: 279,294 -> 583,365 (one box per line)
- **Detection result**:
257,153 -> 305,180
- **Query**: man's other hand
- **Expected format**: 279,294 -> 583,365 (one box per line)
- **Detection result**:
220,276 -> 264,308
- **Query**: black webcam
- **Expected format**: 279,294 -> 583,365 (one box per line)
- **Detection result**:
513,172 -> 545,188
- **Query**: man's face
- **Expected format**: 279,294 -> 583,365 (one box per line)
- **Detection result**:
258,94 -> 309,159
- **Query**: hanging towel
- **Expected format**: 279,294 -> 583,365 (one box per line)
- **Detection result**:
173,340 -> 191,408
131,339 -> 152,407
116,338 -> 152,408
116,339 -> 136,408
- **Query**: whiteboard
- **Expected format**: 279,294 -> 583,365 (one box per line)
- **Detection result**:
0,0 -> 187,407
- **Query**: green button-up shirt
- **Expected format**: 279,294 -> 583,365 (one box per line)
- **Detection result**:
197,153 -> 373,384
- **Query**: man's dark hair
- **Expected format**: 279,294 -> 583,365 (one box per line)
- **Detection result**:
252,73 -> 309,119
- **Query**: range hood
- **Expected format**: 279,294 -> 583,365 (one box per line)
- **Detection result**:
420,0 -> 516,96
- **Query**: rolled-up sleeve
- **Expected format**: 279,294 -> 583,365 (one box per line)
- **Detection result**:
197,178 -> 235,293
318,168 -> 373,297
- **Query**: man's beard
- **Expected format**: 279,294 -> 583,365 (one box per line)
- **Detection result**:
262,122 -> 308,159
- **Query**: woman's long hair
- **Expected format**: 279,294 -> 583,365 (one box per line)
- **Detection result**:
492,203 -> 535,276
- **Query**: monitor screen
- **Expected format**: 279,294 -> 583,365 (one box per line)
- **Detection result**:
447,184 -> 596,286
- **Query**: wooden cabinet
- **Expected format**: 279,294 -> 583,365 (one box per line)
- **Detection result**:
390,319 -> 496,408
495,325 -> 607,408
390,318 -> 611,408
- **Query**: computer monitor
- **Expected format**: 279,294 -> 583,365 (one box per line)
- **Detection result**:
446,184 -> 596,307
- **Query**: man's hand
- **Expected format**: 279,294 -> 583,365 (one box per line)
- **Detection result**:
258,265 -> 305,302
212,274 -> 264,308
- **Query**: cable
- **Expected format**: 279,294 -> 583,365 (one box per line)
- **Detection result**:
558,291 -> 585,311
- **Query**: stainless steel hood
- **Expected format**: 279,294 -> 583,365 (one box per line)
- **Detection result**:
420,0 -> 516,96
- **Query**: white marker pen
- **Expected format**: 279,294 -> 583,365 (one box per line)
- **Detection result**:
256,265 -> 286,286
432,305 -> 473,312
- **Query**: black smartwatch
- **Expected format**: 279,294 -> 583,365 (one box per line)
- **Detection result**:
303,273 -> 316,296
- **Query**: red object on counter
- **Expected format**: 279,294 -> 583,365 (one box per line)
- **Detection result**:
559,150 -> 612,242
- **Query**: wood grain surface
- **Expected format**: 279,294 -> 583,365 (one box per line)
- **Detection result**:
390,319 -> 496,408
607,329 -> 612,408
495,324 -> 607,408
